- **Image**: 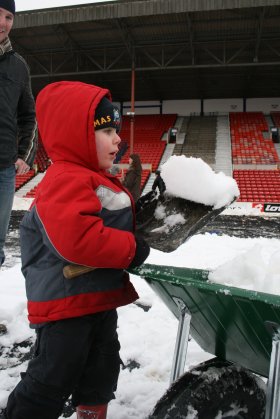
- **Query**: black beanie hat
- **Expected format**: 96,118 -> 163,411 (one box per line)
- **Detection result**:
0,0 -> 16,14
94,97 -> 121,133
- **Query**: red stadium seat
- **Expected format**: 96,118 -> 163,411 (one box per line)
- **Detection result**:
234,170 -> 280,203
230,112 -> 279,165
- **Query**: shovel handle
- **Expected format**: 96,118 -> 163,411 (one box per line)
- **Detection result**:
63,264 -> 96,279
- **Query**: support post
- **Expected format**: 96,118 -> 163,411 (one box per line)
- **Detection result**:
243,97 -> 246,112
265,324 -> 280,419
129,65 -> 135,154
170,297 -> 191,384
200,98 -> 204,116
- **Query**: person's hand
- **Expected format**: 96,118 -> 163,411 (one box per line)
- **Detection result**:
15,158 -> 30,175
129,235 -> 150,268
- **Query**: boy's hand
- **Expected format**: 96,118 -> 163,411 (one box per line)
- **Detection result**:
129,235 -> 150,268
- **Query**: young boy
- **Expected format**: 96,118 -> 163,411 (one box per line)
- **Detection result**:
3,81 -> 150,419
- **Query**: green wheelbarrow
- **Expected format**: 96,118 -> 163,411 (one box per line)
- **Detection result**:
134,264 -> 280,419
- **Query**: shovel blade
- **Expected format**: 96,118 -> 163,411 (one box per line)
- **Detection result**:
136,196 -> 230,253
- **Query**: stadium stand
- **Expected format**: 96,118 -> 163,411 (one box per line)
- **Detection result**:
228,112 -> 280,203
230,112 -> 279,165
16,111 -> 280,205
119,114 -> 177,171
173,116 -> 217,167
234,170 -> 280,203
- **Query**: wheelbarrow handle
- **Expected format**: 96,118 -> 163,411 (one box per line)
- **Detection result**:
63,264 -> 96,279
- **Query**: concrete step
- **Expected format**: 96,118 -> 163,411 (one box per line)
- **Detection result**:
215,115 -> 232,176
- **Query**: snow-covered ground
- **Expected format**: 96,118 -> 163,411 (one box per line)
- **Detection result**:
1,230 -> 280,418
1,157 -> 279,417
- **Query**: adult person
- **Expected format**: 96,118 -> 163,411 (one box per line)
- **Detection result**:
0,0 -> 37,267
122,153 -> 142,202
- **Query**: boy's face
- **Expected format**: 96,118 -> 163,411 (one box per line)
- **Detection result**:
0,8 -> 14,44
95,127 -> 121,170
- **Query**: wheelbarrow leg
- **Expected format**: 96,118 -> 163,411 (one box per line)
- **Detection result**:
170,297 -> 191,384
265,327 -> 280,419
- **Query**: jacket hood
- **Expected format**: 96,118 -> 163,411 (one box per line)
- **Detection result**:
36,81 -> 110,171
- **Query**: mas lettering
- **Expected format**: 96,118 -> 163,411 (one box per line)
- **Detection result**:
94,115 -> 112,128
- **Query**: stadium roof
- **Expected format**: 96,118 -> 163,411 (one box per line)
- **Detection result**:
11,0 -> 280,101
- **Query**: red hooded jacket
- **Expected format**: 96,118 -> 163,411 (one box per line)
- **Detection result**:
20,81 -> 138,326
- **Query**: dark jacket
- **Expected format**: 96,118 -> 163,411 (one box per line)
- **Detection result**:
20,81 -> 138,326
123,154 -> 142,201
152,172 -> 166,196
0,40 -> 37,168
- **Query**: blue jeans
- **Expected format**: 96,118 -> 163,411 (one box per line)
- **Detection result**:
0,166 -> 15,265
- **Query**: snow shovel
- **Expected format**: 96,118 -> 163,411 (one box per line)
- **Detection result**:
135,191 -> 233,253
63,192 -> 234,279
